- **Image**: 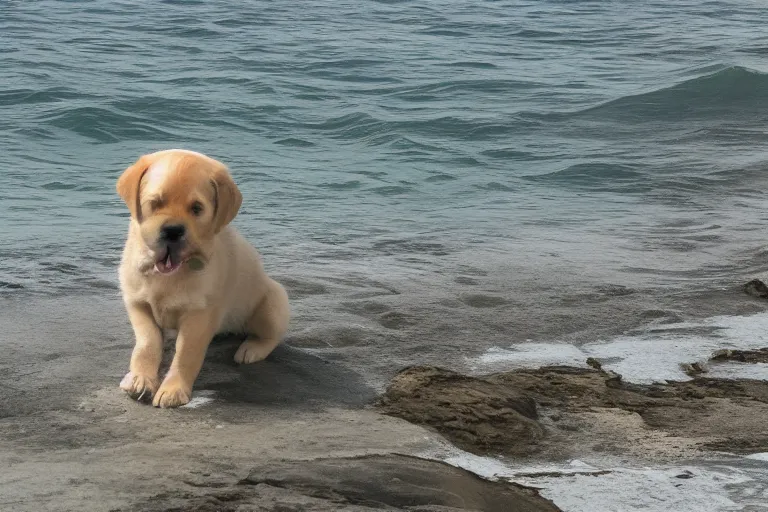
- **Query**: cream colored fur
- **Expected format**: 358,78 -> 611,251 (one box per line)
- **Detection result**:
116,149 -> 289,408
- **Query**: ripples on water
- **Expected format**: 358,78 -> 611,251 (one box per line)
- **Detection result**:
2,1 -> 768,299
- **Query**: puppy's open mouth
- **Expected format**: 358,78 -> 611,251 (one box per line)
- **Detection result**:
155,246 -> 184,275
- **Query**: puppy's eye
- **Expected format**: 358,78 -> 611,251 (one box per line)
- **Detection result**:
190,201 -> 204,216
149,199 -> 164,211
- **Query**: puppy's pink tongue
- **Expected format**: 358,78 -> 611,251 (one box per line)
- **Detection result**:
156,251 -> 178,274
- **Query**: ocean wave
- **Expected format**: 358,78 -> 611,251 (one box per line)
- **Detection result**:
43,105 -> 184,143
360,79 -> 539,100
318,180 -> 362,190
480,148 -> 555,161
369,185 -> 413,196
524,163 -> 645,189
275,137 -> 316,147
473,182 -> 515,192
577,66 -> 768,122
440,61 -> 498,69
0,87 -> 85,106
424,173 -> 457,183
301,112 -> 533,142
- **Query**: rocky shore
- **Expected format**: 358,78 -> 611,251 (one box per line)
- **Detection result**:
378,361 -> 768,461
2,292 -> 768,511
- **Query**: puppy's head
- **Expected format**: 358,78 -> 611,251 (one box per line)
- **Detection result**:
117,149 -> 242,274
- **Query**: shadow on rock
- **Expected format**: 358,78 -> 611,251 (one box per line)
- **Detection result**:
125,454 -> 561,512
191,336 -> 376,410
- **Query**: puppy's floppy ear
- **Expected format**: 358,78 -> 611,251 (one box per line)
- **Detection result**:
210,164 -> 242,233
116,155 -> 152,220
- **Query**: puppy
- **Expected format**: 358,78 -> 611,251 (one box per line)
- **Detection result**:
116,149 -> 289,408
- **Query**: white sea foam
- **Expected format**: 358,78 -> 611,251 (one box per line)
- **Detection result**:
428,446 -> 768,512
455,312 -> 768,510
472,312 -> 768,383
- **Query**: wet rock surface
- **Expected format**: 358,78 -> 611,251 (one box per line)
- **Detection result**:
744,278 -> 768,299
4,295 -> 768,511
378,363 -> 768,458
711,347 -> 768,364
377,366 -> 544,456
0,297 -> 561,512
121,455 -> 560,512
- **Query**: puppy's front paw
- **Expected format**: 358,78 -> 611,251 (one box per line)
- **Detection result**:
120,371 -> 158,402
152,375 -> 192,408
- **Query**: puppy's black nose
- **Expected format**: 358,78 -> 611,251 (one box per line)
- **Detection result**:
160,224 -> 186,242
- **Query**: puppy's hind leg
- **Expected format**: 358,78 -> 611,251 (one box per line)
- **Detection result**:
234,280 -> 290,364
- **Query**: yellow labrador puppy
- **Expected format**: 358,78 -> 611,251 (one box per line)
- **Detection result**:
116,149 -> 289,408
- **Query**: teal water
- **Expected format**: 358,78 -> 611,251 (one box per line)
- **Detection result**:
2,1 -> 768,323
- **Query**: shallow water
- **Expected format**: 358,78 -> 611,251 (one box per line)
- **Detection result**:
439,447 -> 768,512
2,1 -> 768,355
